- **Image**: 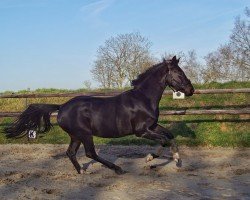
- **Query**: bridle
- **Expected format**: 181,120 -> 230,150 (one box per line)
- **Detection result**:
166,67 -> 191,92
168,69 -> 176,92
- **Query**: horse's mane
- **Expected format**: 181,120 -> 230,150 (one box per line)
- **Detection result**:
131,60 -> 168,87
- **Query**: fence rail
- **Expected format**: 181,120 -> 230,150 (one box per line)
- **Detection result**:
0,88 -> 249,118
160,108 -> 250,115
1,108 -> 249,118
0,88 -> 250,98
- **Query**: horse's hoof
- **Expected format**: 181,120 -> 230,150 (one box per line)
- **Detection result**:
115,167 -> 126,175
146,154 -> 154,163
175,159 -> 182,168
77,169 -> 84,174
150,165 -> 157,169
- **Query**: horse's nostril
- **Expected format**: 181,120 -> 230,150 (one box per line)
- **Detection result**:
187,88 -> 194,96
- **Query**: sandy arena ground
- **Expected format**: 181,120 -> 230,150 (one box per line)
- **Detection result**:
0,144 -> 249,200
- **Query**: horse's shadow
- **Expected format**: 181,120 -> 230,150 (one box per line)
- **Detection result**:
81,145 -> 173,171
52,144 -> 174,172
166,121 -> 196,139
51,122 -> 194,172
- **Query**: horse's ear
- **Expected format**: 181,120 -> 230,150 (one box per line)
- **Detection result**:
171,56 -> 178,64
177,57 -> 180,63
171,56 -> 179,65
172,56 -> 177,62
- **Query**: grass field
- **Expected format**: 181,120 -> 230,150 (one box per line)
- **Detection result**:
0,81 -> 249,147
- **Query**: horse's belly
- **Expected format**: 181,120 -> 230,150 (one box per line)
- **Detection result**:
91,120 -> 132,138
93,131 -> 124,138
90,100 -> 133,138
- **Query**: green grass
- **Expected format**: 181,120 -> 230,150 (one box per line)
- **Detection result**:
0,81 -> 249,147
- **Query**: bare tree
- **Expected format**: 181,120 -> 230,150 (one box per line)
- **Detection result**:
91,32 -> 154,88
202,53 -> 221,83
91,59 -> 114,88
83,80 -> 92,90
203,45 -> 233,82
182,50 -> 203,83
229,7 -> 250,81
203,7 -> 250,82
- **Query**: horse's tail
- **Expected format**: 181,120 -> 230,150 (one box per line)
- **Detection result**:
4,104 -> 60,138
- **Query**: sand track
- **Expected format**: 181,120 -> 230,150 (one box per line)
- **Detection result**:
0,144 -> 249,200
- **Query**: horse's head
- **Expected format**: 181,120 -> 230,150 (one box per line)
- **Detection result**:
165,56 -> 194,96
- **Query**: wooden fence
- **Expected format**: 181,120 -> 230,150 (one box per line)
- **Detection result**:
1,88 -> 250,98
0,88 -> 250,117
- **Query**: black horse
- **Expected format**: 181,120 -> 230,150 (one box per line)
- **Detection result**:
4,56 -> 194,174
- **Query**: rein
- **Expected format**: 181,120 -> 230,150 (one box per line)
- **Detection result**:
167,68 -> 177,92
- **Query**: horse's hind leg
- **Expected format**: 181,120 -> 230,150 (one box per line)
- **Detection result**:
81,134 -> 126,175
66,138 -> 83,174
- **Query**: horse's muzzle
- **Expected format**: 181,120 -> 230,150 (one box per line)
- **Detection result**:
185,87 -> 194,96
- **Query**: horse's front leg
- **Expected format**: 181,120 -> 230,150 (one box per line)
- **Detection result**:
137,128 -> 172,161
153,124 -> 182,167
140,126 -> 182,167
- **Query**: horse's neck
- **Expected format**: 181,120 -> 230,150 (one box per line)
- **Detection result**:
136,76 -> 166,110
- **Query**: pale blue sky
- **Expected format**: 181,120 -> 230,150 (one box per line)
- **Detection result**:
0,0 -> 249,91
